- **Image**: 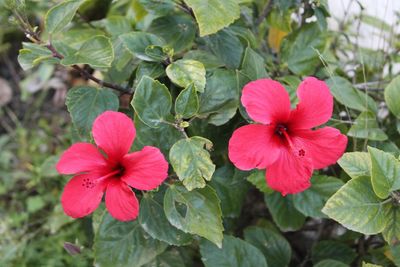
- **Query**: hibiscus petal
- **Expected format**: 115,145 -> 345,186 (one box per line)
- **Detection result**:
288,77 -> 333,129
56,143 -> 108,175
61,173 -> 107,218
242,79 -> 291,124
121,146 -> 168,190
266,147 -> 313,195
228,124 -> 281,171
292,127 -> 348,169
92,111 -> 136,163
105,179 -> 139,221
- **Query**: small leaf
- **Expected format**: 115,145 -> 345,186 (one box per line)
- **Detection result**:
45,0 -> 82,34
322,176 -> 390,235
293,175 -> 344,218
175,84 -> 199,119
132,76 -> 172,128
169,137 -> 215,191
60,35 -> 114,68
18,43 -> 58,70
244,225 -> 291,267
139,195 -> 193,246
384,76 -> 400,118
347,111 -> 388,141
240,46 -> 268,80
120,32 -> 166,62
264,192 -> 306,232
166,59 -> 206,92
66,86 -> 119,137
338,152 -> 371,179
246,170 -> 273,194
164,185 -> 223,247
368,146 -> 400,199
199,235 -> 268,267
94,213 -> 168,267
183,0 -> 240,37
326,76 -> 376,112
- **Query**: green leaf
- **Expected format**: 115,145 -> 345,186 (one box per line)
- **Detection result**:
139,195 -> 193,246
382,205 -> 400,245
347,111 -> 388,141
175,84 -> 199,119
169,137 -> 215,191
134,114 -> 181,156
139,0 -> 175,15
240,46 -> 268,80
281,23 -> 327,75
293,175 -> 344,218
209,165 -> 250,218
264,192 -> 306,231
164,185 -> 223,247
246,170 -> 273,194
166,59 -> 206,92
103,16 -> 132,36
322,176 -> 390,235
368,146 -> 400,199
326,76 -> 376,112
183,0 -> 240,37
200,235 -> 268,267
148,14 -> 196,53
205,29 -> 244,69
135,62 -> 165,84
94,213 -> 168,267
18,43 -> 58,70
142,250 -> 186,267
338,152 -> 371,179
131,76 -> 172,128
45,0 -> 82,34
120,32 -> 166,62
184,50 -> 224,69
60,35 -> 114,68
244,225 -> 291,267
314,260 -> 349,267
384,76 -> 400,118
66,86 -> 119,137
312,240 -> 356,265
198,69 -> 239,126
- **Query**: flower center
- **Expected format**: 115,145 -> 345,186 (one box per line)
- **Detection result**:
81,167 -> 125,189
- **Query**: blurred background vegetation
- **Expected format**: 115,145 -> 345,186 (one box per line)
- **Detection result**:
0,0 -> 399,266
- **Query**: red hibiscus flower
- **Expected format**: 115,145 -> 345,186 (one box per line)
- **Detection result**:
56,111 -> 168,221
228,77 -> 347,195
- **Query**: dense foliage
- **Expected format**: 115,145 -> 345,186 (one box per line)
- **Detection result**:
1,0 -> 400,266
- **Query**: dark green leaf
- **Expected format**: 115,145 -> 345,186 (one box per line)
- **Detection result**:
200,235 -> 268,267
66,86 -> 119,137
384,76 -> 400,118
244,225 -> 291,267
169,137 -> 215,191
131,76 -> 172,128
103,16 -> 132,36
312,240 -> 356,265
382,205 -> 400,245
139,195 -> 192,245
264,192 -> 306,231
94,213 -> 168,267
209,165 -> 250,218
246,170 -> 273,194
120,32 -> 166,62
293,175 -> 344,218
142,250 -> 186,267
164,185 -> 223,247
240,46 -> 268,80
175,84 -> 199,119
314,260 -> 349,267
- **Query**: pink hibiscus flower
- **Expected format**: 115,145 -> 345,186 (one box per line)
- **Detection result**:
56,111 -> 168,221
228,77 -> 347,195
